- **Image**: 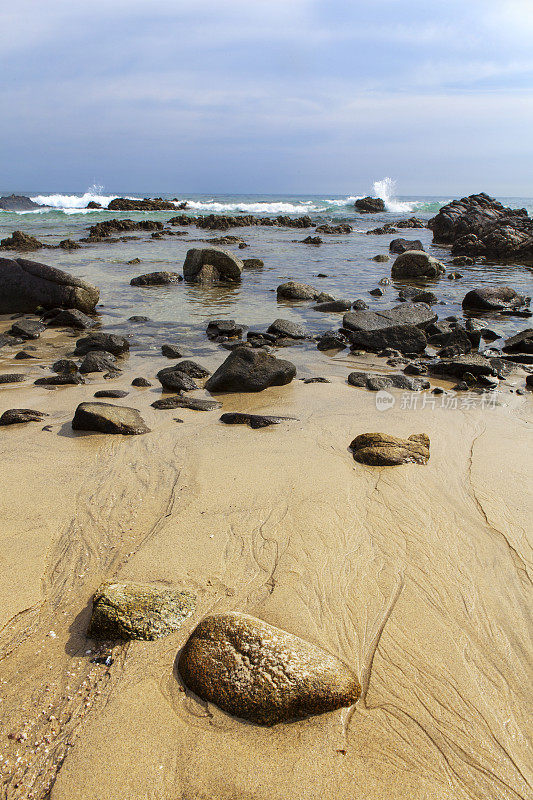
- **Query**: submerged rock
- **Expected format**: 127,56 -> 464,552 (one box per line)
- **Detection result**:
130,271 -> 182,286
267,318 -> 308,339
88,582 -> 195,640
161,344 -> 183,359
151,396 -> 221,411
178,612 -> 360,725
350,433 -> 430,466
242,258 -> 264,269
389,238 -> 424,254
0,257 -> 99,314
205,347 -> 296,393
0,409 -> 46,425
72,402 -> 150,435
219,412 -> 297,428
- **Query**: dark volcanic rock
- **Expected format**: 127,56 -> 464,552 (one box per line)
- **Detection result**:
429,354 -> 499,378
130,271 -> 182,286
183,248 -> 243,283
428,192 -> 533,261
348,371 -> 429,391
220,412 -> 296,428
206,319 -> 243,339
389,238 -> 424,254
205,347 -> 296,393
354,197 -> 385,213
267,318 -> 308,339
132,377 -> 152,387
52,359 -> 79,374
343,303 -> 436,332
107,198 -> 176,211
242,258 -> 264,269
350,433 -> 430,466
161,344 -> 183,359
87,219 -> 164,238
396,217 -> 425,229
86,201 -> 102,209
0,374 -> 26,384
94,389 -> 129,398
0,408 -> 46,425
502,329 -> 533,353
0,257 -> 99,314
59,239 -> 81,250
302,236 -> 322,245
72,402 -> 150,434
0,231 -> 45,251
276,281 -> 318,301
169,360 -> 210,378
156,366 -> 198,392
178,612 -> 360,725
349,324 -> 427,355
462,287 -> 528,311
391,251 -> 446,279
0,195 -> 41,211
314,300 -> 352,312
317,331 -> 348,351
88,582 -> 195,640
9,319 -> 46,339
79,351 -> 118,374
151,395 -> 221,411
34,374 -> 85,386
75,333 -> 130,356
315,224 -> 352,235
43,308 -> 97,329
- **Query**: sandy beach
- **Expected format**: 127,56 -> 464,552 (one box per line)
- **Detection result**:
0,334 -> 531,799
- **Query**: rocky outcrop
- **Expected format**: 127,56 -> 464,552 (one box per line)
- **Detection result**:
389,238 -> 424,254
205,347 -> 296,393
88,582 -> 195,640
178,612 -> 360,725
349,325 -> 427,355
183,247 -> 243,283
350,433 -> 430,466
0,257 -> 99,314
315,224 -> 352,235
462,287 -> 529,311
354,197 -> 385,213
107,198 -> 176,211
0,231 -> 46,251
396,217 -> 425,229
0,195 -> 42,211
86,219 -> 164,239
72,402 -> 150,435
391,251 -> 446,279
428,193 -> 533,261
130,271 -> 182,286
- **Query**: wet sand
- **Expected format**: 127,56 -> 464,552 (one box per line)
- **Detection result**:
0,342 -> 531,800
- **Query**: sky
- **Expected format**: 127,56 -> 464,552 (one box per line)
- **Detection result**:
1,0 -> 532,196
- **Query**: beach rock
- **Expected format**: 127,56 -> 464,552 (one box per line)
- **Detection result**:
452,255 -> 475,266
396,217 -> 425,229
428,192 -> 533,261
14,350 -> 36,360
183,248 -> 243,283
220,412 -> 296,428
9,320 -> 46,340
0,195 -> 41,211
502,329 -> 533,353
79,351 -> 118,374
317,332 -> 348,351
314,300 -> 351,312
34,374 -> 85,386
43,308 -> 97,329
86,201 -> 102,209
206,319 -> 243,339
354,197 -> 385,213
350,433 -> 430,466
367,224 -> 397,235
462,286 -> 528,311
0,374 -> 26,384
302,236 -> 322,245
372,254 -> 389,262
348,371 -> 429,391
0,409 -> 46,425
87,219 -> 164,238
302,377 -> 330,383
276,281 -> 318,301
178,612 -> 360,725
52,359 -> 79,374
88,582 -> 195,640
94,389 -> 129,398
205,347 -> 296,393
0,231 -> 45,251
242,258 -> 264,269
75,333 -> 130,357
72,402 -> 150,435
315,224 -> 352,235
169,360 -> 210,378
389,238 -> 424,254
429,354 -> 499,378
151,395 -> 221,411
391,251 -> 446,279
107,198 -> 176,211
130,271 -> 182,286
267,319 -> 308,339
161,344 -> 183,359
132,377 -> 152,387
156,366 -> 198,392
352,299 -> 369,310
59,239 -> 81,250
343,303 -> 436,333
128,315 -> 149,322
0,257 -> 99,314
349,324 -> 427,355
369,288 -> 383,297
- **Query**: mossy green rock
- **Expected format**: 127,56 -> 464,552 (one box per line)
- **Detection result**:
88,582 -> 196,640
178,612 -> 361,725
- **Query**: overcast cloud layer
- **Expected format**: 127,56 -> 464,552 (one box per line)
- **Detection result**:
1,0 -> 532,195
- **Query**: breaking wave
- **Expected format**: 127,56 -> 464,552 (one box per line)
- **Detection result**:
30,185 -> 133,212
372,177 -> 417,213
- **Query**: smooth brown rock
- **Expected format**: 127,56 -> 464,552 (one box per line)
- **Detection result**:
350,433 -> 430,466
72,402 -> 150,435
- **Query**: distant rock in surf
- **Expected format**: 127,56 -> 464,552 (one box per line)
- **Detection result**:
354,197 -> 385,213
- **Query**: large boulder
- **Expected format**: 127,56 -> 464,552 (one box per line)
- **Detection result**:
156,365 -> 199,392
462,286 -> 528,311
342,303 -> 436,332
391,251 -> 446,279
350,433 -> 430,466
0,257 -> 99,314
183,247 -> 243,283
178,612 -> 360,725
88,582 -> 195,640
72,402 -> 150,435
74,333 -> 130,356
502,329 -> 533,354
354,197 -> 385,213
205,347 -> 296,393
349,324 -> 427,354
347,372 -> 429,391
276,281 -> 318,301
389,238 -> 424,254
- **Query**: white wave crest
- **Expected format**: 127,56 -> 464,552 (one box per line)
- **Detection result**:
183,199 -> 320,214
30,185 -> 135,210
372,178 -> 417,213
